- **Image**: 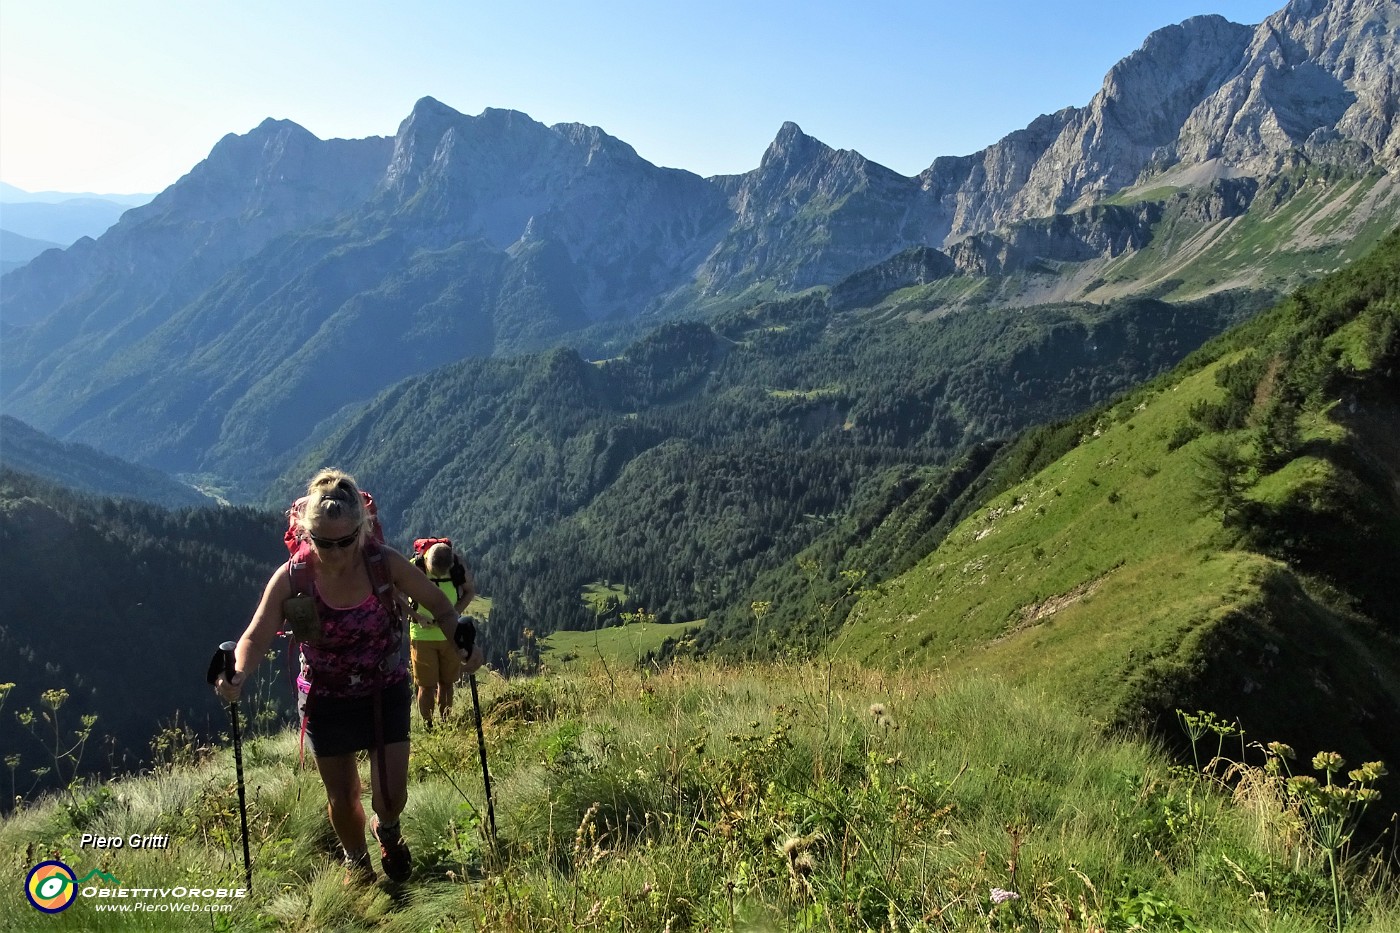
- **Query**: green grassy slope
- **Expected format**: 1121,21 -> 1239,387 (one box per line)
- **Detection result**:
838,228 -> 1400,766
3,665 -> 1396,931
541,618 -> 705,671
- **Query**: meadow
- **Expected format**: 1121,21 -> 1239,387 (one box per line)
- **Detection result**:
2,660 -> 1394,931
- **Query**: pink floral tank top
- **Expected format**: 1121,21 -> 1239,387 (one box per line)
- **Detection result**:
296,587 -> 406,699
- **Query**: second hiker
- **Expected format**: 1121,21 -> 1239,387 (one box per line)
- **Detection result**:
408,537 -> 476,728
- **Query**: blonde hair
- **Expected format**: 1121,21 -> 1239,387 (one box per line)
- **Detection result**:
298,468 -> 373,538
424,542 -> 454,576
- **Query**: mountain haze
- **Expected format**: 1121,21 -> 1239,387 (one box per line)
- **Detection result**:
1,0 -> 1396,492
0,197 -> 135,248
0,416 -> 215,507
0,229 -> 61,275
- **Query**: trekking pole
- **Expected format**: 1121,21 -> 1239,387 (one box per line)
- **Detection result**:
468,674 -> 499,852
206,641 -> 253,892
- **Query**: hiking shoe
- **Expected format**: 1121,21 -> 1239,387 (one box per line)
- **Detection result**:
343,850 -> 376,886
373,818 -> 412,882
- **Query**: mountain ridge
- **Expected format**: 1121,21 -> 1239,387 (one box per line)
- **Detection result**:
0,0 -> 1396,489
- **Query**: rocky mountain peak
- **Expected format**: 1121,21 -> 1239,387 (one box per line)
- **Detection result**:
747,120 -> 911,199
758,121 -> 831,173
1169,0 -> 1400,169
197,118 -> 320,191
700,122 -> 937,292
382,97 -> 469,198
551,122 -> 645,169
914,0 -> 1396,244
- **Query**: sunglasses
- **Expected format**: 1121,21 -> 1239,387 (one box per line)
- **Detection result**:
309,531 -> 359,550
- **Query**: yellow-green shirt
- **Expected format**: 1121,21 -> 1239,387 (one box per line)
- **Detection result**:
409,577 -> 457,641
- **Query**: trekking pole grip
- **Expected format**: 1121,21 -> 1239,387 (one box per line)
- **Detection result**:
219,641 -> 237,684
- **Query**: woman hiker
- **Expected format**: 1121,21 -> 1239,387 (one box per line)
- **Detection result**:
214,468 -> 485,884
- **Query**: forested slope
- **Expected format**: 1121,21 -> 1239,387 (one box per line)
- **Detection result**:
0,416 -> 213,508
0,471 -> 283,801
281,288 -> 1263,663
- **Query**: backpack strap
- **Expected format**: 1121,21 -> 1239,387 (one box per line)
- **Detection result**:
362,540 -> 406,677
362,539 -> 401,630
286,546 -> 314,766
286,546 -> 314,694
288,550 -> 314,599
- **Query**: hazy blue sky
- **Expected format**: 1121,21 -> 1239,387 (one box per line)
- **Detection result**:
1,0 -> 1287,195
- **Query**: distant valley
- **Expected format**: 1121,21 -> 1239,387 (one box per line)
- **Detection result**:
0,181 -> 154,273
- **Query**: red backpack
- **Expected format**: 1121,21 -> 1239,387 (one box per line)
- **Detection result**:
412,536 -> 451,556
412,537 -> 470,599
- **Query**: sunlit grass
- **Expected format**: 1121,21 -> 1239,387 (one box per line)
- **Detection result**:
6,660 -> 1393,930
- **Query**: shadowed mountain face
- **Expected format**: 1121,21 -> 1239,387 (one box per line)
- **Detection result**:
0,0 -> 1396,489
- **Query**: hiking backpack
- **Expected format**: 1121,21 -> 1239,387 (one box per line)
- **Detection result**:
411,537 -> 469,598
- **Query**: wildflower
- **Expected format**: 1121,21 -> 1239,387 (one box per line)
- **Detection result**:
1320,783 -> 1356,803
781,831 -> 823,860
1350,761 -> 1387,783
1287,775 -> 1320,796
990,887 -> 1020,905
573,802 -> 601,863
1266,741 -> 1296,759
1312,751 -> 1345,773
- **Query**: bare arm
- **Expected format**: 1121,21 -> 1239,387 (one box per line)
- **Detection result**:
386,547 -> 457,635
215,564 -> 291,702
453,562 -> 476,613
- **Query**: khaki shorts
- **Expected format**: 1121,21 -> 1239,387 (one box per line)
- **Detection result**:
411,638 -> 462,688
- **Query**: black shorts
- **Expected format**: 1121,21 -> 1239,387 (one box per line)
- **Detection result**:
298,678 -> 411,759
